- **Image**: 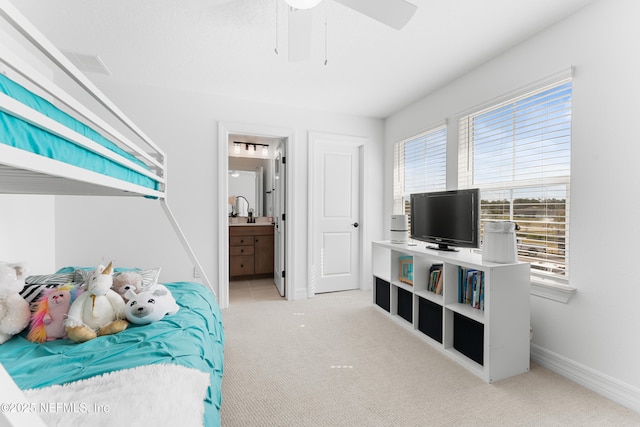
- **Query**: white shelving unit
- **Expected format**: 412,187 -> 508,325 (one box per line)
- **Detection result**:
372,240 -> 531,383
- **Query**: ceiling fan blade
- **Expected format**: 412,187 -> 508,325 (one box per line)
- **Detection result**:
288,8 -> 313,62
334,0 -> 417,30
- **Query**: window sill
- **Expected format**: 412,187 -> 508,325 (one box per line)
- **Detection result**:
531,278 -> 576,303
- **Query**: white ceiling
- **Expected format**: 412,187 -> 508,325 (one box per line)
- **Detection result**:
10,0 -> 594,119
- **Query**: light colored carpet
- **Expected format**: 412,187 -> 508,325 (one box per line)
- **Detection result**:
221,290 -> 640,426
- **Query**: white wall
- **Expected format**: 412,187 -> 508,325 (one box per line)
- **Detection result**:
0,195 -> 55,274
52,80 -> 384,303
385,0 -> 640,401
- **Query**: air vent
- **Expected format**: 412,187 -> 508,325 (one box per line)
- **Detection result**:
63,51 -> 111,75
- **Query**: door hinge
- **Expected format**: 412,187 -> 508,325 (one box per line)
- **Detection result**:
282,156 -> 286,164
282,270 -> 286,278
281,213 -> 285,221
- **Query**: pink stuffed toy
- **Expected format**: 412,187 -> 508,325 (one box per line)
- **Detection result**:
27,283 -> 80,343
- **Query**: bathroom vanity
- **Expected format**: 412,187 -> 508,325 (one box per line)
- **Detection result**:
229,223 -> 275,279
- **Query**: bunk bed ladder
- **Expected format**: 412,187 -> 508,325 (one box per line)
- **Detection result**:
160,200 -> 216,299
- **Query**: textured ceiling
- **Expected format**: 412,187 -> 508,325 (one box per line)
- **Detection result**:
9,0 -> 594,118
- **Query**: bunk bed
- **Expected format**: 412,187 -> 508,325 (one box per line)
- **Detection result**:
0,1 -> 223,426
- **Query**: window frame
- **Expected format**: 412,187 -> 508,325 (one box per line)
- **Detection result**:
393,123 -> 448,219
456,69 -> 576,302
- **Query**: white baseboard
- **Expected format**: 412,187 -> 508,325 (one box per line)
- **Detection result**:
531,344 -> 640,413
295,287 -> 310,300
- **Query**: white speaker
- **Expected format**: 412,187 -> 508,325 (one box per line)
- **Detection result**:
390,215 -> 408,243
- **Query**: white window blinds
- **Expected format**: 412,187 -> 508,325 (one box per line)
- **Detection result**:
393,125 -> 447,215
459,78 -> 572,281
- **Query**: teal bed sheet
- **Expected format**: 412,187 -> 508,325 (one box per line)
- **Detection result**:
0,282 -> 224,427
0,73 -> 158,190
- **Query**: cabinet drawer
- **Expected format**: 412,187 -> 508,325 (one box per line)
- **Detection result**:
230,245 -> 254,256
230,255 -> 255,276
251,225 -> 275,236
230,236 -> 252,246
229,225 -> 274,236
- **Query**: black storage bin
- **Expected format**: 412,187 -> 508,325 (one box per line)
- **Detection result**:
453,312 -> 484,365
418,297 -> 443,343
375,277 -> 390,312
397,286 -> 413,323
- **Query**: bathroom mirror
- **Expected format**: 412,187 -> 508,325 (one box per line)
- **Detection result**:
228,169 -> 263,216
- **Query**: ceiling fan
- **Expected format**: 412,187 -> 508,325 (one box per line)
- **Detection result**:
283,0 -> 418,62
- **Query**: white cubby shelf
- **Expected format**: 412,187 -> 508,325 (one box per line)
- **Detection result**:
372,240 -> 531,383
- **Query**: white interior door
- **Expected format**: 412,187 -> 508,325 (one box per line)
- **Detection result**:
313,138 -> 361,294
273,144 -> 286,297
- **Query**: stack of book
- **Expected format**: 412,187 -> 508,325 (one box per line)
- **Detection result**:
428,263 -> 443,294
458,267 -> 485,310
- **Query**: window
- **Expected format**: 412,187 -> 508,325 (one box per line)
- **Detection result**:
393,125 -> 447,218
459,78 -> 572,283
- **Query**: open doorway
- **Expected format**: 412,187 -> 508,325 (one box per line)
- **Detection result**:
217,122 -> 293,309
228,134 -> 284,303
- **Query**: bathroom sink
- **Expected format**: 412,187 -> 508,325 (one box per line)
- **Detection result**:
229,217 -> 273,226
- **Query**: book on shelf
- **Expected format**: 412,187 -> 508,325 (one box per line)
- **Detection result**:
434,269 -> 443,295
428,263 -> 443,293
458,267 -> 485,311
479,275 -> 485,310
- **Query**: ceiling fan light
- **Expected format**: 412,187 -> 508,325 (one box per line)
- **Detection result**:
285,0 -> 322,10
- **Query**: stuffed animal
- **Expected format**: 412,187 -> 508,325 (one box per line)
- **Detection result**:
112,271 -> 144,302
0,262 -> 31,344
27,283 -> 80,343
64,262 -> 128,343
124,284 -> 179,325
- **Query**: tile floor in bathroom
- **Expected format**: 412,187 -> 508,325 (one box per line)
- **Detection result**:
229,277 -> 284,304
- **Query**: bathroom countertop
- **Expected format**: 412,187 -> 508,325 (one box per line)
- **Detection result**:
229,223 -> 274,226
228,220 -> 274,226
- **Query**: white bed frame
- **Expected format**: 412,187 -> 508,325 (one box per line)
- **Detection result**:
0,0 -> 214,297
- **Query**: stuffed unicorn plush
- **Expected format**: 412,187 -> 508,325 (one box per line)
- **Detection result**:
0,262 -> 30,344
65,262 -> 128,343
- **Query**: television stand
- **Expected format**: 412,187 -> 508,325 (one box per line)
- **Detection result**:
371,240 -> 531,383
424,243 -> 458,251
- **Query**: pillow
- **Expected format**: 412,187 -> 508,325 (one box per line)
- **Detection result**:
20,283 -> 62,306
21,273 -> 77,305
69,267 -> 161,287
25,272 -> 76,285
122,268 -> 161,287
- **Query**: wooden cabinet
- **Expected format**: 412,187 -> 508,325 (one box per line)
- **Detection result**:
254,233 -> 274,274
229,225 -> 274,279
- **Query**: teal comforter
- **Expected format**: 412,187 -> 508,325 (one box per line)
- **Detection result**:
0,282 -> 224,426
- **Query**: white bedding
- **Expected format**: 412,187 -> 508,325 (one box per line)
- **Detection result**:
24,364 -> 210,427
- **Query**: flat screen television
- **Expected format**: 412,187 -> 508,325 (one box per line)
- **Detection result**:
410,188 -> 480,251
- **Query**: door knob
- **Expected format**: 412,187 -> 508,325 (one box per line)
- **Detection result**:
352,222 -> 359,228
